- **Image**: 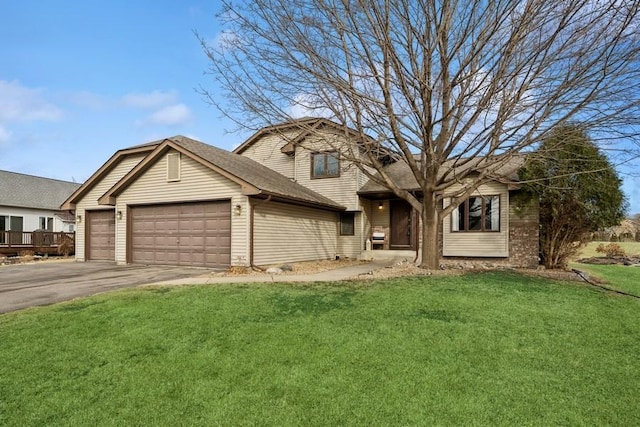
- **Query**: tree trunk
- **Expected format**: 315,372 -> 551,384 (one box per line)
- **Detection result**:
420,192 -> 440,270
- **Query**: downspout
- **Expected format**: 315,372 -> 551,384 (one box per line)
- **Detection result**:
249,195 -> 272,271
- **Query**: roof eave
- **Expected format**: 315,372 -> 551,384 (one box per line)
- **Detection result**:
357,187 -> 422,196
99,139 -> 262,203
60,144 -> 157,210
255,191 -> 346,211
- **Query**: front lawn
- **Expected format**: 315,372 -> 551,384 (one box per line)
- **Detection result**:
571,262 -> 640,296
1,272 -> 639,426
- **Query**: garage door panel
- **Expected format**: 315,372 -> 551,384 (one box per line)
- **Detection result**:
87,210 -> 115,261
205,235 -> 231,247
181,252 -> 204,264
130,201 -> 230,268
182,236 -> 205,248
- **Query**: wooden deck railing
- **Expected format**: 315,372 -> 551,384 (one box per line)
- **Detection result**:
0,231 -> 75,255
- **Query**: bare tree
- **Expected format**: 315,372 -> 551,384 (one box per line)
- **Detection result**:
199,0 -> 640,269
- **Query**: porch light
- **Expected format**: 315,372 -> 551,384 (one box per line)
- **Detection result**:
117,211 -> 123,221
233,204 -> 242,216
76,215 -> 82,223
378,202 -> 384,210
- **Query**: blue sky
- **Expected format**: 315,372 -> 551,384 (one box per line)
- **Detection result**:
0,1 -> 248,180
1,1 -> 639,214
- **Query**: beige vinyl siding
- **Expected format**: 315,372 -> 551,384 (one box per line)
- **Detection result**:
371,200 -> 390,229
239,132 -> 295,178
370,199 -> 390,247
295,135 -> 360,209
253,201 -> 337,265
75,154 -> 146,261
116,150 -> 249,266
337,212 -> 363,258
442,182 -> 509,257
360,199 -> 373,248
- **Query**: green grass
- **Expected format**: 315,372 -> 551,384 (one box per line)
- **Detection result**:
1,273 -> 640,426
578,241 -> 640,258
573,241 -> 640,295
571,263 -> 640,296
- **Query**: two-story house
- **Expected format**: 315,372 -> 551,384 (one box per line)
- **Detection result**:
61,118 -> 539,269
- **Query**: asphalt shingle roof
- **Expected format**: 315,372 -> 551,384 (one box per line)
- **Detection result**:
167,136 -> 345,210
358,156 -> 525,194
0,170 -> 81,210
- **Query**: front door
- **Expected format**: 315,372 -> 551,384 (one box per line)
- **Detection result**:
390,199 -> 415,249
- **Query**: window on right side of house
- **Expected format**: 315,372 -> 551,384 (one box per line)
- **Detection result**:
451,196 -> 500,232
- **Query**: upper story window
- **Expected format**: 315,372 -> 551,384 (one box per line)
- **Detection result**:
452,195 -> 500,232
311,151 -> 339,178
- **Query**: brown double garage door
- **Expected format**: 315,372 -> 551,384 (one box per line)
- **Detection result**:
87,201 -> 231,268
129,201 -> 231,268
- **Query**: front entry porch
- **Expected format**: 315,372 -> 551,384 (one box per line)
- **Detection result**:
364,198 -> 419,252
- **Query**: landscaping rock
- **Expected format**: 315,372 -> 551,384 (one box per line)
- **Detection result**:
578,256 -> 640,266
266,267 -> 283,274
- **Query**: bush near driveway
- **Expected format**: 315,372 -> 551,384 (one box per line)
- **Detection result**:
1,272 -> 639,426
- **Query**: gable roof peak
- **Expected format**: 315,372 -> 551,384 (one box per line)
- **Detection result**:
99,134 -> 344,211
233,117 -> 359,154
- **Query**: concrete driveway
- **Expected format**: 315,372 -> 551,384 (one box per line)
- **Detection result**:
0,261 -> 214,313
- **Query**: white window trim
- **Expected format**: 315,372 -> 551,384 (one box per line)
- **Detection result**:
451,195 -> 500,232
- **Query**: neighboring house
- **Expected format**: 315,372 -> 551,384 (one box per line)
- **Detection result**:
62,118 -> 539,269
0,170 -> 80,239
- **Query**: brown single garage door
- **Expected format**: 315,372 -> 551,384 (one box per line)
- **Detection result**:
86,210 -> 115,261
130,201 -> 231,268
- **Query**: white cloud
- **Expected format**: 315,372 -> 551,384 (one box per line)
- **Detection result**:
148,104 -> 192,125
122,90 -> 193,127
0,80 -> 63,123
121,90 -> 179,110
134,103 -> 192,127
